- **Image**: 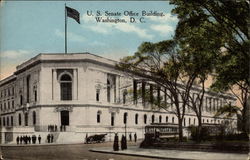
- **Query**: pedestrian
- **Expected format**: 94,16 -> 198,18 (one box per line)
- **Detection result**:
134,133 -> 137,143
51,134 -> 54,143
85,134 -> 88,144
25,135 -> 27,144
34,135 -> 37,144
121,135 -> 125,150
129,133 -> 132,141
47,134 -> 51,143
20,136 -> 23,144
38,135 -> 41,144
16,136 -> 19,145
113,133 -> 119,151
28,136 -> 31,144
32,135 -> 35,144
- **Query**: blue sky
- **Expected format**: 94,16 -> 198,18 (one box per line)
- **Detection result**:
0,1 -> 178,80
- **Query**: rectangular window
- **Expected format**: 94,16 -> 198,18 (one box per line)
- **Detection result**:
61,83 -> 72,100
34,90 -> 37,102
26,75 -> 30,103
133,80 -> 137,104
96,89 -> 100,102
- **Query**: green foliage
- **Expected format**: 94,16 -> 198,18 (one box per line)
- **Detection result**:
170,0 -> 249,134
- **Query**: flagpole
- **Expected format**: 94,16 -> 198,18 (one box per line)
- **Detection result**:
65,3 -> 67,54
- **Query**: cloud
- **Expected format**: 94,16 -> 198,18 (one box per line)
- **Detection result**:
147,13 -> 178,23
150,24 -> 174,35
0,64 -> 16,80
55,29 -> 85,42
81,14 -> 153,39
0,50 -> 32,59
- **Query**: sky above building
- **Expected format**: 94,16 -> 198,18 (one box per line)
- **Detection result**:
0,1 -> 178,80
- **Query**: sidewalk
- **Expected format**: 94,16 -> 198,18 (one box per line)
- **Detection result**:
0,142 -> 86,147
90,146 -> 249,160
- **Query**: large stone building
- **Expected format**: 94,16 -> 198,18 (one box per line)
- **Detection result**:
0,53 -> 237,144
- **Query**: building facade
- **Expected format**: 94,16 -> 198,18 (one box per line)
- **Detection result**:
0,53 -> 237,144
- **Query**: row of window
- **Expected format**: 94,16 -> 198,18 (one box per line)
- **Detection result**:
94,80 -> 228,114
96,111 -> 225,126
0,111 -> 36,127
0,86 -> 15,99
0,99 -> 14,111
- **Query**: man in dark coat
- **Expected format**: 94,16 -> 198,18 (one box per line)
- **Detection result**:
16,136 -> 19,145
113,133 -> 119,151
134,133 -> 137,143
129,133 -> 132,141
51,134 -> 54,143
20,136 -> 23,144
47,134 -> 51,143
38,135 -> 41,144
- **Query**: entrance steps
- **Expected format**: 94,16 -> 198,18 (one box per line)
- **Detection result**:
56,132 -> 85,143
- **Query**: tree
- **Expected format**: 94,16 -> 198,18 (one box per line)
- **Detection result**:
170,0 -> 249,133
117,40 -> 200,141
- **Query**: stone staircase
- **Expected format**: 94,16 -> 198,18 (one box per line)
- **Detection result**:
56,132 -> 85,143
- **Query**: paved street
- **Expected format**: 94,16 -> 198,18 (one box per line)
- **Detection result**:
0,142 -> 155,160
1,142 -> 249,160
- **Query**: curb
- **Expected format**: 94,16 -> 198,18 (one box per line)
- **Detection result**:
89,149 -> 192,160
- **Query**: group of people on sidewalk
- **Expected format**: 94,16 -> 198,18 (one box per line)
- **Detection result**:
48,124 -> 66,132
16,135 -> 41,145
47,134 -> 54,143
129,133 -> 137,142
113,133 -> 137,151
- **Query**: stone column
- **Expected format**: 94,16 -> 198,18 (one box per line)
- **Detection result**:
73,69 -> 78,100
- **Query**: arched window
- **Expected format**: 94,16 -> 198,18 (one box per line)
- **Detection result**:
189,118 -> 191,125
159,115 -> 162,123
151,115 -> 155,123
194,118 -> 196,125
97,111 -> 101,123
123,112 -> 128,124
123,90 -> 128,104
18,114 -> 22,126
60,74 -> 72,100
135,114 -> 138,124
207,119 -> 209,123
33,111 -> 36,125
25,113 -> 28,126
107,79 -> 111,102
166,116 -> 168,123
172,117 -> 175,123
183,118 -> 186,126
144,114 -> 147,124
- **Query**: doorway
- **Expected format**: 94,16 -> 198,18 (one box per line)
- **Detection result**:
60,110 -> 69,126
